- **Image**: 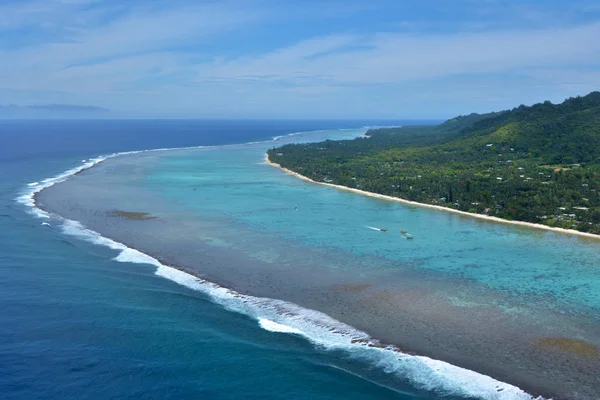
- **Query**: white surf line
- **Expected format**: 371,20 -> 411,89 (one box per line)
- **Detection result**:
56,216 -> 547,400
258,318 -> 304,334
15,130 -> 547,400
16,127 -> 368,218
15,141 -> 266,217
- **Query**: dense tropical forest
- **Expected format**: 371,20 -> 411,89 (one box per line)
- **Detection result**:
268,92 -> 600,233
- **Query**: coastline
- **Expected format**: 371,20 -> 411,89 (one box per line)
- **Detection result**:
24,146 -> 599,400
30,194 -> 550,400
264,153 -> 600,241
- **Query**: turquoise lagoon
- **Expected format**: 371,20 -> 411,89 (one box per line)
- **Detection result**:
34,128 -> 600,399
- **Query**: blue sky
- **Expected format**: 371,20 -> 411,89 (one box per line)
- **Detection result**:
0,0 -> 599,118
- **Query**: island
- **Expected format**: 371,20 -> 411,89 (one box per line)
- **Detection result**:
268,92 -> 600,234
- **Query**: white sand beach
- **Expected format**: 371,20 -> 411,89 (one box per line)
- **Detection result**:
265,153 -> 600,241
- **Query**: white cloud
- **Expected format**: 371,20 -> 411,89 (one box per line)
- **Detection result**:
0,0 -> 599,117
7,4 -> 256,65
0,1 -> 259,93
0,0 -> 104,34
191,22 -> 600,87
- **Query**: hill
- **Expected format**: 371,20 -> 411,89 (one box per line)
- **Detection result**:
268,92 -> 600,233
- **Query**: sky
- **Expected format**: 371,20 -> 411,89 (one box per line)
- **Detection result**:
0,0 -> 599,119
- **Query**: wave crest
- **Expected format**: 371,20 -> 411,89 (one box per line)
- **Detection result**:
16,135 -> 547,400
56,218 -> 544,400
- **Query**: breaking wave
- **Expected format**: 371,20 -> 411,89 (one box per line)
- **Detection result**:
16,131 -> 547,400
54,218 -> 544,400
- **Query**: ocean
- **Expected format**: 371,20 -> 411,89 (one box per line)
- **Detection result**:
3,120 -> 599,400
1,119 -> 437,400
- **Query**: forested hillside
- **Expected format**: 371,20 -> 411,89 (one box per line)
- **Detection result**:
268,92 -> 600,233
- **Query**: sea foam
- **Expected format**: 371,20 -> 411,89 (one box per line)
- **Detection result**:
15,147 -> 183,218
16,155 -> 111,218
55,217 -> 545,400
258,318 -> 305,335
14,129 -> 343,218
17,136 -> 548,400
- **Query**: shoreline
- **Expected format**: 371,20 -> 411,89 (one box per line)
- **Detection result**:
25,148 -> 588,400
32,192 -> 551,400
264,153 -> 600,241
31,195 -> 551,400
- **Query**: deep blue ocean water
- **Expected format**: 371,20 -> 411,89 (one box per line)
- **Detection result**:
5,120 -> 600,400
0,119 -> 457,400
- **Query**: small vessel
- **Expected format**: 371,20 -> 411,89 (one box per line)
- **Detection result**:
406,234 -> 413,239
380,228 -> 388,232
400,230 -> 406,234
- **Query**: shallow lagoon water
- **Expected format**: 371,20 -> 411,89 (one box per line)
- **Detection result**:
149,144 -> 600,311
30,126 -> 600,399
5,119 -> 451,400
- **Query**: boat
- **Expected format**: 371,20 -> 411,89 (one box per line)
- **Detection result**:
406,234 -> 413,239
380,228 -> 388,232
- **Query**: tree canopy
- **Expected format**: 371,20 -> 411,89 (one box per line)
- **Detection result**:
268,92 -> 600,233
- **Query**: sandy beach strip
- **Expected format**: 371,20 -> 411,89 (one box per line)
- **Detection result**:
264,153 -> 600,241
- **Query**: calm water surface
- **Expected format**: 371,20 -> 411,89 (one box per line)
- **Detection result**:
2,119 -> 452,400
5,120 -> 600,400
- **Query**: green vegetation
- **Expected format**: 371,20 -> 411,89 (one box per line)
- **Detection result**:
268,92 -> 600,233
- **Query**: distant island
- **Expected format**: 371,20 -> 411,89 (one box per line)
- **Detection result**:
0,103 -> 109,118
268,92 -> 600,234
